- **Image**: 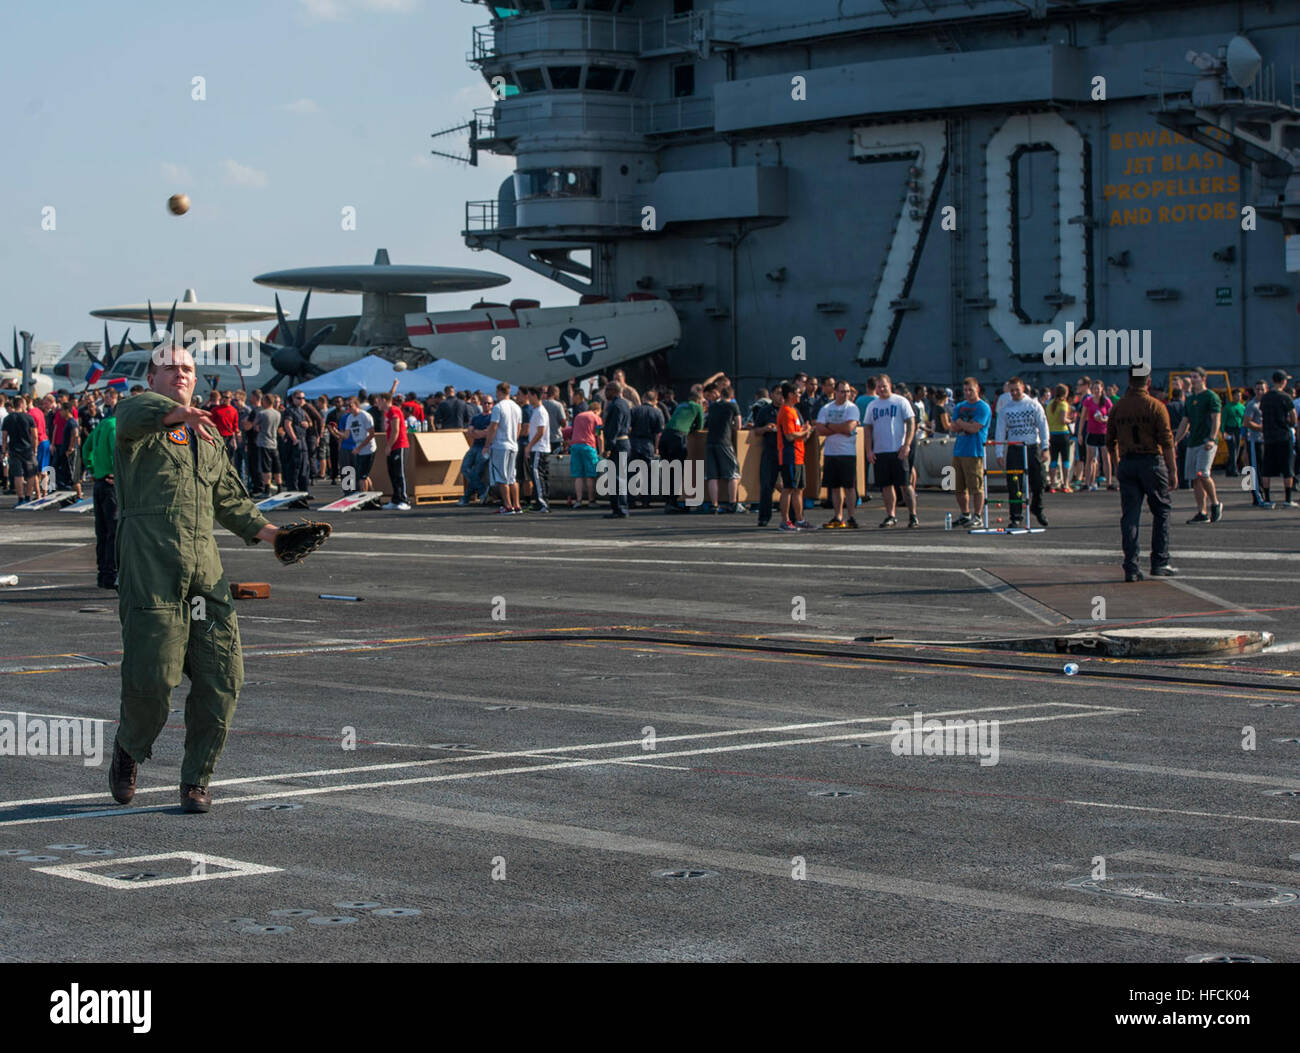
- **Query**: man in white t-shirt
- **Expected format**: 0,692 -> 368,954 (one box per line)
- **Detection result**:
863,374 -> 918,527
523,387 -> 552,512
814,380 -> 860,528
484,381 -> 522,514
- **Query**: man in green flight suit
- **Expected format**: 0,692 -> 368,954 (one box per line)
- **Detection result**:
109,344 -> 280,813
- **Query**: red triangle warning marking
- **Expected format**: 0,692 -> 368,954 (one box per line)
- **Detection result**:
834,328 -> 847,341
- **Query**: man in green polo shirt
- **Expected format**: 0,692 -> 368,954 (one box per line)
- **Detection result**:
1173,366 -> 1222,524
81,388 -> 120,589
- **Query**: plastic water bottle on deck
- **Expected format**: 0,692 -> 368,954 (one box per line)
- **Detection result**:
945,512 -> 952,531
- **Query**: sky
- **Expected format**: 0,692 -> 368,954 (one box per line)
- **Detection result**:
0,0 -> 570,356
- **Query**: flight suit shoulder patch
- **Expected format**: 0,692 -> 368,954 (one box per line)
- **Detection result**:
166,427 -> 189,445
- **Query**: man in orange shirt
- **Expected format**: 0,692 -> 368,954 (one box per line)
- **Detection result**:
776,381 -> 814,531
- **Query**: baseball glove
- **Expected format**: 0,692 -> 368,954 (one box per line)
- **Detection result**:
273,520 -> 332,565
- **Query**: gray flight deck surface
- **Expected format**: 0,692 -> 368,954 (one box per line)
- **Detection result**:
2,489 -> 1299,963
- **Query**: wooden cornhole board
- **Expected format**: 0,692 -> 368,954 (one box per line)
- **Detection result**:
367,432 -> 468,503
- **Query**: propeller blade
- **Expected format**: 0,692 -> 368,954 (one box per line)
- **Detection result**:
299,323 -> 337,359
295,291 -> 312,348
300,361 -> 326,379
127,334 -> 143,354
102,323 -> 111,364
274,294 -> 292,346
147,299 -> 159,342
164,299 -> 178,339
116,328 -> 132,364
264,372 -> 286,393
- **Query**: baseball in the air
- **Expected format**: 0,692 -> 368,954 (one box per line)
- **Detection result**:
393,361 -> 408,372
168,193 -> 190,215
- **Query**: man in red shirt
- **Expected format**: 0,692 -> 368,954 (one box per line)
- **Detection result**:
777,381 -> 814,531
376,389 -> 410,510
401,394 -> 425,427
208,390 -> 240,461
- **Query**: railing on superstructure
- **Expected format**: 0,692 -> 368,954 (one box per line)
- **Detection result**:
1147,62 -> 1300,113
468,9 -> 715,66
465,193 -> 643,234
477,94 -> 714,141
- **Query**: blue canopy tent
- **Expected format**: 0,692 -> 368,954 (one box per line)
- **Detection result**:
289,356 -> 508,400
402,358 -> 508,395
288,356 -> 415,399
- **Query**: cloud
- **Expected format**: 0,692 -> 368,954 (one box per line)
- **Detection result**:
298,0 -> 344,19
299,0 -> 415,17
281,98 -> 319,114
453,83 -> 496,110
160,161 -> 192,184
221,159 -> 268,188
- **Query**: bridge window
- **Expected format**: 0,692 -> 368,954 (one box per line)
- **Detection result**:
514,68 -> 545,92
547,65 -> 583,89
585,64 -> 620,91
515,166 -> 601,200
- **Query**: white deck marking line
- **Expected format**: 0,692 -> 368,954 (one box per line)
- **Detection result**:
295,531 -> 1300,564
30,851 -> 281,890
0,708 -> 114,722
1160,577 -> 1274,621
961,568 -> 1065,627
1113,849 -> 1300,885
997,749 -> 1300,790
0,702 -> 1122,809
1064,798 -> 1300,827
0,710 -> 1140,827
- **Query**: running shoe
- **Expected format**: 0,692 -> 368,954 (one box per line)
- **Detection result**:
822,519 -> 846,529
907,514 -> 919,528
846,516 -> 860,529
1210,502 -> 1224,522
879,515 -> 897,528
1186,512 -> 1209,524
795,520 -> 816,530
779,521 -> 800,532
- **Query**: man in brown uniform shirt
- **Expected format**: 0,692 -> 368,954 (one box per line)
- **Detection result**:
1106,369 -> 1179,582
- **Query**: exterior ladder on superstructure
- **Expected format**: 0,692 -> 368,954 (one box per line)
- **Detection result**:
948,116 -> 967,379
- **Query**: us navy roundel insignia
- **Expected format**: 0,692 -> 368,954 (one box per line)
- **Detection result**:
166,427 -> 189,445
545,328 -> 608,368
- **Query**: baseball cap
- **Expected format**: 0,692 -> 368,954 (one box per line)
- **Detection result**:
1272,370 -> 1290,384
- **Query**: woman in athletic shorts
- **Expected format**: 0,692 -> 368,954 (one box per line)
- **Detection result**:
1046,384 -> 1075,493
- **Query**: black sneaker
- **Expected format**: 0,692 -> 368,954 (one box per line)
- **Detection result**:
1210,502 -> 1223,523
1150,565 -> 1179,577
1125,569 -> 1144,582
953,514 -> 972,527
1008,517 -> 1023,529
907,514 -> 919,528
1186,512 -> 1210,524
879,515 -> 897,528
1033,510 -> 1048,527
846,516 -> 860,529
